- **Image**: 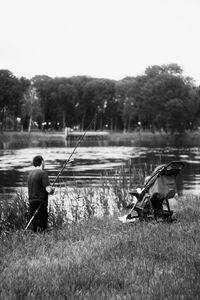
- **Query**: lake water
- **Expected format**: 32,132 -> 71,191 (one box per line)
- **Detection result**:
0,138 -> 200,197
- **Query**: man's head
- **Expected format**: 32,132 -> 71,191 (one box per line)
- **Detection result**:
33,155 -> 44,168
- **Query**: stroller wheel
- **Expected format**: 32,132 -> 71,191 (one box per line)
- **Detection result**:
137,210 -> 154,222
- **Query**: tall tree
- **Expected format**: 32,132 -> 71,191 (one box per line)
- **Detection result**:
133,64 -> 195,132
56,79 -> 77,128
69,76 -> 92,130
0,70 -> 24,132
80,78 -> 115,130
32,75 -> 60,127
21,82 -> 43,132
115,77 -> 142,132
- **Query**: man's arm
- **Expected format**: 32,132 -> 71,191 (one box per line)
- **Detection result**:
42,172 -> 54,194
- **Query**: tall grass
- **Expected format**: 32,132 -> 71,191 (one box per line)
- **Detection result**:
0,191 -> 29,232
0,196 -> 200,299
0,166 -> 140,233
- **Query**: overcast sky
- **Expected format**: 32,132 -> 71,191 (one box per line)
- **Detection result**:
1,0 -> 200,84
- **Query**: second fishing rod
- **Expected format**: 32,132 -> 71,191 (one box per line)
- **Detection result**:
25,112 -> 97,231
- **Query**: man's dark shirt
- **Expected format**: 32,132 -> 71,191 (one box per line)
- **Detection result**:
28,169 -> 50,202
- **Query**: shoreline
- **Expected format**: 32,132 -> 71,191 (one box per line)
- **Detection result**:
1,130 -> 200,147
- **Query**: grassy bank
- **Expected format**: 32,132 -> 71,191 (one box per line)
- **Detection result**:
109,130 -> 200,147
0,131 -> 66,149
1,130 -> 200,147
0,131 -> 64,143
1,196 -> 200,299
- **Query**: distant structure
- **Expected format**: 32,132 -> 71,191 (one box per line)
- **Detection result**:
65,127 -> 109,141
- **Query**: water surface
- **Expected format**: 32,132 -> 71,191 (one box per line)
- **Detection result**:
0,138 -> 200,197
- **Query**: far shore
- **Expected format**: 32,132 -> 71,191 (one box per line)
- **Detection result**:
1,129 -> 200,147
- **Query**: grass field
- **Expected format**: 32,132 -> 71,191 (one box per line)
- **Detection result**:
1,195 -> 200,299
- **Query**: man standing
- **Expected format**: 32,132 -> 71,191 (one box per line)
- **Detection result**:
28,155 -> 54,232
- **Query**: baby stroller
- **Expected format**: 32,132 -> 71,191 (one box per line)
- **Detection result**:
124,161 -> 184,222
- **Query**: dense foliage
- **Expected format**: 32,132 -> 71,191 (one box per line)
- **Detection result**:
1,63 -> 200,133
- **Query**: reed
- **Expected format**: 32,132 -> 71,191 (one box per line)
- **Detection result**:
0,166 -> 138,233
0,191 -> 29,232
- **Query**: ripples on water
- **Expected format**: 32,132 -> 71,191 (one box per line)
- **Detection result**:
0,142 -> 200,196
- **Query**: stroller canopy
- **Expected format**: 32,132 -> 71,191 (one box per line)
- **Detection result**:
145,161 -> 184,199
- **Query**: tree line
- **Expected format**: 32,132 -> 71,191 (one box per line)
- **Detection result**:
0,63 -> 200,134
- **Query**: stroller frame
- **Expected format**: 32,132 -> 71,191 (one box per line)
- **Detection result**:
127,161 -> 184,222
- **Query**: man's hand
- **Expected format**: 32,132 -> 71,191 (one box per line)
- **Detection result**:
46,186 -> 55,195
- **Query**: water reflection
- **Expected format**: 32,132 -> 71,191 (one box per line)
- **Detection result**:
0,143 -> 200,196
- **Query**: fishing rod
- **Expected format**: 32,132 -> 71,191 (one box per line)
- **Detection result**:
24,112 -> 97,231
52,111 -> 98,186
